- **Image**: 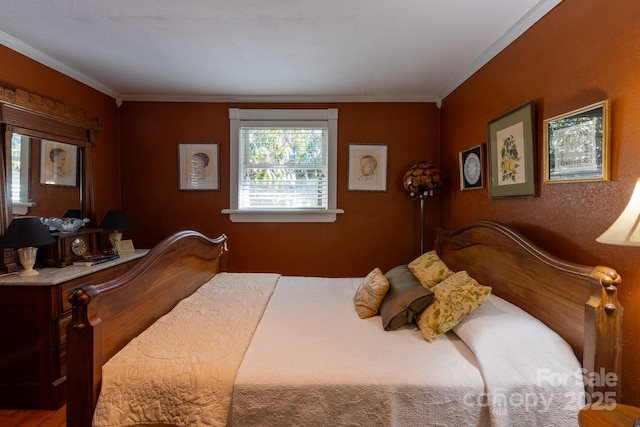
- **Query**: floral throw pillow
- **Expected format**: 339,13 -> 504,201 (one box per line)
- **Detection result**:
408,250 -> 455,289
417,271 -> 491,342
353,268 -> 390,319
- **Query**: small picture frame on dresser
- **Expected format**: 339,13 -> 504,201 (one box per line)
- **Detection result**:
115,239 -> 135,255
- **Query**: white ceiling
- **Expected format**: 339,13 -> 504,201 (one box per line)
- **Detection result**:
0,0 -> 561,104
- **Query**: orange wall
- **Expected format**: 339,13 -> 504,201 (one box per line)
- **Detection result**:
0,45 -> 122,225
4,0 -> 638,407
119,101 -> 440,277
440,0 -> 640,406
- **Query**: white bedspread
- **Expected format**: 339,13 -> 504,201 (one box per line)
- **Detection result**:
453,295 -> 585,427
92,273 -> 280,427
229,276 -> 490,427
92,274 -> 585,427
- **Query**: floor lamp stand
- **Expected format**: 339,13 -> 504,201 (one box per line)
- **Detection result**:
412,189 -> 433,255
420,196 -> 425,254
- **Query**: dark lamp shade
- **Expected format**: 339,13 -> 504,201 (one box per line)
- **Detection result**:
99,210 -> 131,231
62,209 -> 82,219
0,217 -> 56,248
403,161 -> 442,194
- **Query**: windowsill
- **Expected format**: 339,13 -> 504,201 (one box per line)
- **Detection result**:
12,200 -> 36,216
221,208 -> 344,223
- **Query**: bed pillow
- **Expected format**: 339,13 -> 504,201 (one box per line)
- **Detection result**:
379,265 -> 435,331
353,268 -> 390,319
417,270 -> 491,342
408,250 -> 455,288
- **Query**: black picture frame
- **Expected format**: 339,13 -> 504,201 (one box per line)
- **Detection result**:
459,144 -> 484,190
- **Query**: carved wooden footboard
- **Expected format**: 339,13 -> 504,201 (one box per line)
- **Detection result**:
66,231 -> 228,427
435,220 -> 622,402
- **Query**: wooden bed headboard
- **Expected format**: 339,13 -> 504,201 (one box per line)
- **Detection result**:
435,220 -> 622,401
66,230 -> 228,427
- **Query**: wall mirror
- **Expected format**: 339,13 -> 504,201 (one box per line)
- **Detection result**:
7,130 -> 83,218
0,87 -> 101,271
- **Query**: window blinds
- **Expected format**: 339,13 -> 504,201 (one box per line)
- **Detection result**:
239,126 -> 329,209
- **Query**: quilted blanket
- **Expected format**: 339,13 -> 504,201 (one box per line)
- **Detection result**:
229,276 -> 490,427
92,272 -> 279,427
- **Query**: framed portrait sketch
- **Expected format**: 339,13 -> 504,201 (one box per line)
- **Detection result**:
459,144 -> 484,190
178,143 -> 219,190
543,100 -> 610,183
347,143 -> 388,191
487,101 -> 536,199
39,139 -> 78,187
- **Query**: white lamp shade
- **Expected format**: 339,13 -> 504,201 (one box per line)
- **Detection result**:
597,179 -> 640,246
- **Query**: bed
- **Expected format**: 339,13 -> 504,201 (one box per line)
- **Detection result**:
65,220 -> 623,427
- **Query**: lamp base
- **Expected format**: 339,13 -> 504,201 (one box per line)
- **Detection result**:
18,269 -> 40,277
18,247 -> 40,276
109,231 -> 123,253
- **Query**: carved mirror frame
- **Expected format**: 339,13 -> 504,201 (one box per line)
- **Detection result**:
0,87 -> 101,271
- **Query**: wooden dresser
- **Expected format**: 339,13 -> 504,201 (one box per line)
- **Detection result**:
0,250 -> 147,409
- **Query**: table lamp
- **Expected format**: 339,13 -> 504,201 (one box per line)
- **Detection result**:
0,217 -> 56,276
403,161 -> 442,254
99,210 -> 131,253
62,209 -> 82,219
597,178 -> 640,246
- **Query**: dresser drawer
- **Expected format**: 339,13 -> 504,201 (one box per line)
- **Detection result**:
59,312 -> 72,348
0,250 -> 147,409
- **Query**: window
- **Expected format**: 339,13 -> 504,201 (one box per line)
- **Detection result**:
10,133 -> 32,214
224,108 -> 343,222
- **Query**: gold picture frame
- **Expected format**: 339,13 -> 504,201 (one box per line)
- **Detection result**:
115,239 -> 135,255
543,100 -> 610,183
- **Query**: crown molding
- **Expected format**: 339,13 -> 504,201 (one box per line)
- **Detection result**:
438,0 -> 563,101
117,93 -> 439,104
0,31 -> 120,100
2,0 -> 562,106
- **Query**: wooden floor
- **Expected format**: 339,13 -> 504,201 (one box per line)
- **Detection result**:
0,406 -> 65,427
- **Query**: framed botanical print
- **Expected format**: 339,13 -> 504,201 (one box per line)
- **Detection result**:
178,143 -> 219,190
459,144 -> 484,190
487,101 -> 536,199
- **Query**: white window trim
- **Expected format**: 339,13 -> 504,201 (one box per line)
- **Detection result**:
222,108 -> 343,222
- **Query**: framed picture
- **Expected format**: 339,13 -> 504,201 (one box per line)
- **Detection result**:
178,143 -> 219,190
39,139 -> 78,187
115,239 -> 135,255
487,101 -> 536,199
543,100 -> 610,183
459,144 -> 484,190
347,143 -> 388,191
